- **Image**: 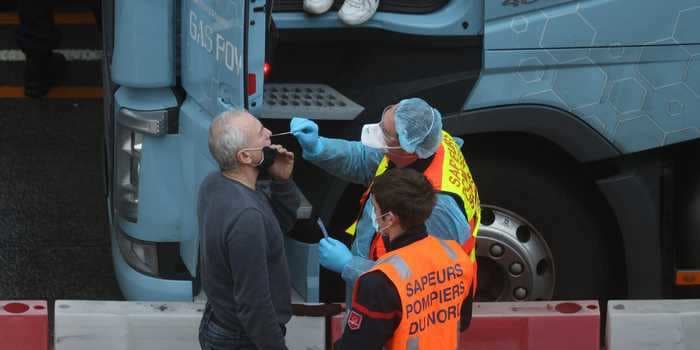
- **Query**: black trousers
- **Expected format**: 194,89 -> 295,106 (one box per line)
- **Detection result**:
16,0 -> 60,55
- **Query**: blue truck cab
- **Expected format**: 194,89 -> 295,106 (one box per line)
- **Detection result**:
100,0 -> 700,305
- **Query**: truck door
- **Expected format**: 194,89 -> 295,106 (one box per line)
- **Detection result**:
178,0 -> 268,275
182,0 -> 266,118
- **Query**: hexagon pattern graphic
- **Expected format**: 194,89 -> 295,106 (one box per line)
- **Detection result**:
540,13 -> 596,49
552,58 -> 606,109
609,45 -> 625,60
638,44 -> 691,89
687,56 -> 700,97
511,16 -> 528,34
469,1 -> 700,154
574,102 -> 621,137
643,83 -> 700,131
608,79 -> 647,115
518,57 -> 545,83
616,115 -> 665,151
668,100 -> 685,117
665,128 -> 700,145
673,7 -> 700,45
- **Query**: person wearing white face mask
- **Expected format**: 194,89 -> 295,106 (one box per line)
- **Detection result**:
198,109 -> 299,350
333,168 -> 475,350
291,97 -> 481,306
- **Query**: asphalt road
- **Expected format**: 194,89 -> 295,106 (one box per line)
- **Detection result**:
0,2 -> 123,303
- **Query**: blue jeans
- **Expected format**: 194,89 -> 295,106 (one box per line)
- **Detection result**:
199,304 -> 259,350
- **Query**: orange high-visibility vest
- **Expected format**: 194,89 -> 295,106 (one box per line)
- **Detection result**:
346,131 -> 481,263
358,236 -> 474,350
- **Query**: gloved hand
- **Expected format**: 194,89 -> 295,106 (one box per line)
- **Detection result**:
290,117 -> 322,154
319,237 -> 352,273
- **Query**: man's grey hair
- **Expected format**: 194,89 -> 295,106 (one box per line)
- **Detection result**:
208,109 -> 248,171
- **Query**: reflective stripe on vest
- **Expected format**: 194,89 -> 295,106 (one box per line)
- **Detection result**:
381,255 -> 413,280
345,131 -> 481,262
361,236 -> 474,350
407,337 -> 419,350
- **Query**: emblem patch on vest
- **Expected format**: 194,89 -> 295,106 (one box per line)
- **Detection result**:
348,310 -> 363,330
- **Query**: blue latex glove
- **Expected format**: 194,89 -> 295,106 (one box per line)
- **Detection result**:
319,237 -> 352,273
290,117 -> 321,154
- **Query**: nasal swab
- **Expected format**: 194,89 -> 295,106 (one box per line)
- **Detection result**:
271,131 -> 292,137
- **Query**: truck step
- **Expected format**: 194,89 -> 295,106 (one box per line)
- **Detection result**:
262,83 -> 364,121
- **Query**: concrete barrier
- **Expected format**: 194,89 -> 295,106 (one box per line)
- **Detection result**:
53,299 -> 602,350
286,289 -> 326,350
331,300 -> 600,350
54,297 -> 329,350
286,314 -> 325,350
462,300 -> 600,350
0,300 -> 48,350
607,299 -> 700,350
54,300 -> 202,350
330,312 -> 345,344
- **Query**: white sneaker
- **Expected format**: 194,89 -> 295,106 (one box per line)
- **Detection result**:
338,0 -> 380,26
303,0 -> 334,15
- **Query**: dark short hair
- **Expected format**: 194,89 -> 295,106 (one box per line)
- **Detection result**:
371,168 -> 437,230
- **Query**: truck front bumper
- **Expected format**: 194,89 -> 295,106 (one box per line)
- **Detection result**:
111,229 -> 193,301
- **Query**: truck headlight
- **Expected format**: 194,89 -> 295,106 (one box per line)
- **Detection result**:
114,106 -> 170,223
116,227 -> 159,276
116,127 -> 142,223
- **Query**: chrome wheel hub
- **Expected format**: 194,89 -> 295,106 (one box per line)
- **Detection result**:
475,205 -> 555,301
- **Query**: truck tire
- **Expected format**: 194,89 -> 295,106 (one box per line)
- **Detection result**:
464,135 -> 625,301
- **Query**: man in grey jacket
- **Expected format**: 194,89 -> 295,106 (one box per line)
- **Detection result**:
198,109 -> 300,350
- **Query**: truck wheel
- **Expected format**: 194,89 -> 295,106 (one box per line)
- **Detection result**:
465,135 -> 624,301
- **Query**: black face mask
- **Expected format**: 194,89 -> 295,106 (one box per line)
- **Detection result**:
257,146 -> 278,176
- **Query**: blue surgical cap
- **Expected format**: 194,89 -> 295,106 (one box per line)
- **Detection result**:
394,98 -> 443,158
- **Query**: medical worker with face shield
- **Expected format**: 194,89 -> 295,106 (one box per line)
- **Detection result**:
290,98 -> 481,300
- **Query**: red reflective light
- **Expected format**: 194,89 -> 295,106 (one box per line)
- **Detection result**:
263,63 -> 271,77
247,73 -> 256,96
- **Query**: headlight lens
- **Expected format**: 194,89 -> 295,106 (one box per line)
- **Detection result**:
116,126 -> 142,223
116,227 -> 159,276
